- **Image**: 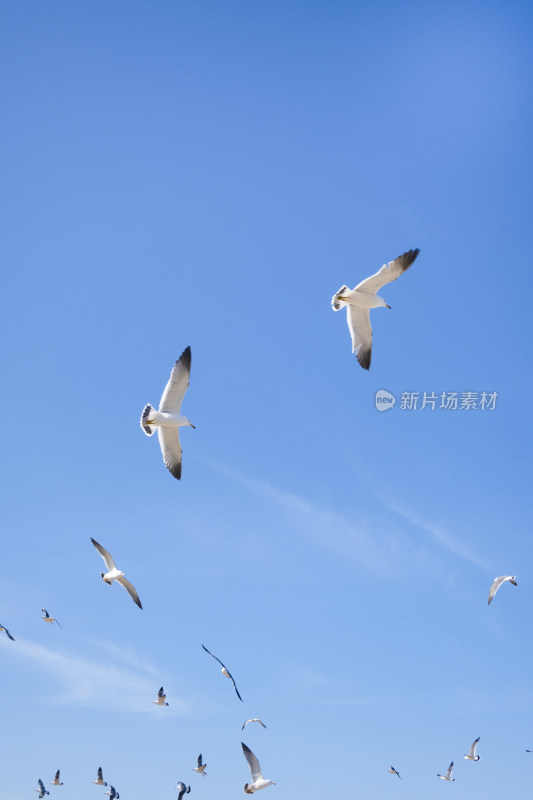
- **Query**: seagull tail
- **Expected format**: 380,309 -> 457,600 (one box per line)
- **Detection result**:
331,285 -> 350,311
140,404 -> 157,436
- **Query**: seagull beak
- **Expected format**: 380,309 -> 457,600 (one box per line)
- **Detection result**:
190,424 -> 196,429
386,304 -> 391,309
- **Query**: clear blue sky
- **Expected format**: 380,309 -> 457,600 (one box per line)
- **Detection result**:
1,1 -> 533,798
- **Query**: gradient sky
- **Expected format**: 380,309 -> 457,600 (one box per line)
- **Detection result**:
1,1 -> 533,798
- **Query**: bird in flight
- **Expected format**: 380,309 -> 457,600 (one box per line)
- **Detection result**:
437,762 -> 455,781
35,779 -> 49,797
93,767 -> 107,786
242,719 -> 267,731
192,755 -> 207,776
91,538 -> 142,609
488,575 -> 517,605
50,770 -> 63,786
105,787 -> 120,799
176,781 -> 191,800
389,765 -> 401,779
42,609 -> 62,629
141,346 -> 195,480
331,249 -> 420,369
202,644 -> 243,701
464,737 -> 480,761
0,623 -> 15,641
241,742 -> 276,793
152,686 -> 169,706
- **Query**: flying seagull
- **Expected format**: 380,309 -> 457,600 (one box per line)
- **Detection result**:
42,609 -> 62,629
488,575 -> 517,605
389,765 -> 401,779
193,755 -> 206,776
464,737 -> 480,761
242,719 -> 267,731
152,686 -> 169,706
202,644 -> 243,701
105,787 -> 120,799
331,248 -> 420,369
35,779 -> 49,797
50,770 -> 63,786
0,623 -> 15,641
176,782 -> 191,800
90,538 -> 142,609
93,767 -> 107,786
140,346 -> 195,480
437,762 -> 455,781
242,742 -> 276,793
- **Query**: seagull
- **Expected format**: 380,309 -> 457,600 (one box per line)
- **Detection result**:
202,644 -> 243,701
331,249 -> 420,369
93,767 -> 107,786
464,737 -> 480,761
105,787 -> 120,799
242,719 -> 267,731
42,609 -> 62,629
242,742 -> 276,793
176,782 -> 191,800
488,575 -> 517,605
389,765 -> 401,779
0,623 -> 15,641
140,346 -> 195,480
50,770 -> 63,786
437,762 -> 455,781
90,538 -> 142,609
193,755 -> 206,776
152,686 -> 169,706
35,779 -> 49,797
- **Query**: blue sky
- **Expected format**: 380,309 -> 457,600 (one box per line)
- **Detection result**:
1,1 -> 533,797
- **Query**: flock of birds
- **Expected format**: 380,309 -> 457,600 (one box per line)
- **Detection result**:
2,249 -> 524,795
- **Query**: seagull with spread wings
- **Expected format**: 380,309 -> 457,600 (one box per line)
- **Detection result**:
50,770 -> 63,786
488,575 -> 517,605
105,787 -> 119,799
241,742 -> 276,793
93,767 -> 107,786
389,765 -> 401,779
90,538 -> 142,609
176,781 -> 191,800
331,249 -> 420,369
202,644 -> 243,701
0,623 -> 15,641
192,755 -> 206,776
242,719 -> 267,731
140,346 -> 195,480
464,737 -> 480,761
42,609 -> 62,629
437,762 -> 455,781
35,779 -> 49,797
152,686 -> 169,706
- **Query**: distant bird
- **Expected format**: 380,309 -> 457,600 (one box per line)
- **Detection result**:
92,767 -> 107,786
152,686 -> 169,706
193,755 -> 206,776
50,770 -> 63,786
488,575 -> 517,605
0,623 -> 15,641
140,346 -> 195,480
242,719 -> 267,731
389,765 -> 401,779
241,742 -> 276,793
105,787 -> 119,799
42,609 -> 62,629
90,538 -> 142,609
35,779 -> 49,797
202,644 -> 243,701
464,737 -> 480,761
437,762 -> 455,781
331,249 -> 420,369
176,781 -> 191,800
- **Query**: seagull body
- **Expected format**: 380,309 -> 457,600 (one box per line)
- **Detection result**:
105,787 -> 119,799
242,742 -> 276,793
437,762 -> 455,781
464,737 -> 480,761
176,781 -> 191,800
93,767 -> 107,786
36,779 -> 49,797
141,346 -> 195,480
153,686 -> 169,706
389,765 -> 401,779
91,538 -> 142,609
331,249 -> 420,369
0,623 -> 15,641
42,609 -> 62,629
488,575 -> 517,605
242,719 -> 267,731
202,644 -> 243,701
50,770 -> 63,786
193,755 -> 206,776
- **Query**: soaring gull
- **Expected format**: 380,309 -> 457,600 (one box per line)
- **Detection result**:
488,575 -> 517,605
242,719 -> 267,731
105,787 -> 120,799
193,755 -> 206,776
140,346 -> 195,480
50,770 -> 63,786
0,623 -> 15,641
202,644 -> 243,701
241,742 -> 276,793
437,762 -> 455,781
464,737 -> 480,761
152,686 -> 169,706
42,609 -> 62,629
389,765 -> 401,779
93,767 -> 107,786
331,249 -> 420,369
35,779 -> 49,797
91,538 -> 142,609
176,782 -> 191,800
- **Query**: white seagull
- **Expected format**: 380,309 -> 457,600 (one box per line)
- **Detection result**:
242,719 -> 267,731
93,767 -> 107,786
389,765 -> 401,779
140,346 -> 195,480
464,737 -> 480,761
202,644 -> 243,701
152,686 -> 169,706
105,787 -> 119,799
437,762 -> 455,781
0,623 -> 15,641
50,770 -> 63,786
91,538 -> 142,609
242,742 -> 276,793
176,781 -> 191,800
42,609 -> 62,629
35,779 -> 49,797
488,575 -> 517,605
193,755 -> 206,776
331,248 -> 420,369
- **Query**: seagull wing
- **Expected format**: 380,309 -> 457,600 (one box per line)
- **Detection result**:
91,539 -> 117,571
202,644 -> 226,669
347,305 -> 372,370
38,779 -> 45,791
228,672 -> 243,702
354,249 -> 420,294
242,743 -> 263,782
54,771 -> 60,782
157,427 -> 182,480
54,617 -> 63,630
1,625 -> 15,641
446,762 -> 454,778
488,576 -> 516,604
116,575 -> 143,609
469,737 -> 480,757
197,755 -> 203,768
159,346 -> 191,413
